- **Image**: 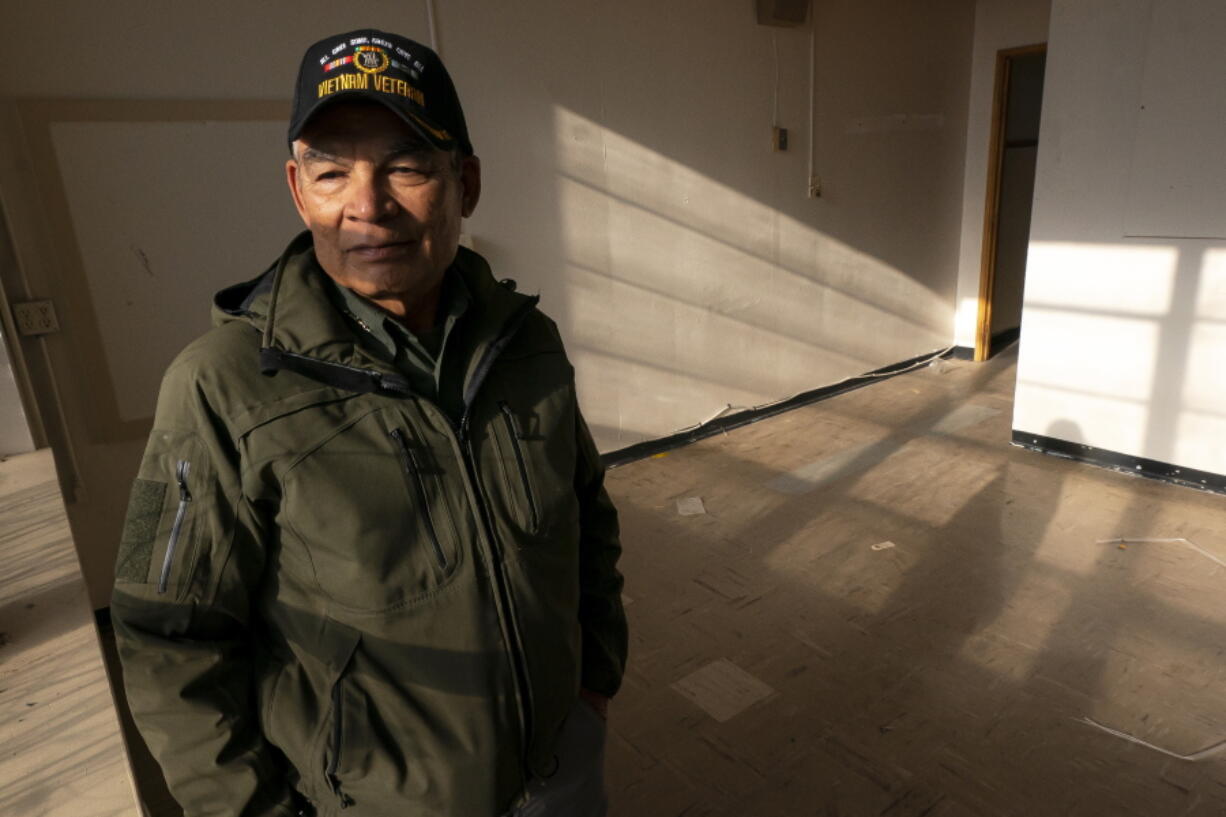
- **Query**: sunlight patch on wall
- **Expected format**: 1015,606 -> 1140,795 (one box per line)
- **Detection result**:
1196,248 -> 1226,321
954,295 -> 980,348
553,107 -> 953,448
556,177 -> 907,364
1173,408 -> 1226,476
1016,309 -> 1161,403
1174,253 -> 1226,472
1013,381 -> 1152,456
1023,242 -> 1177,317
1178,322 -> 1226,414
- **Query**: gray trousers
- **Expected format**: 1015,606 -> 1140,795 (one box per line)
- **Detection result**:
505,697 -> 608,817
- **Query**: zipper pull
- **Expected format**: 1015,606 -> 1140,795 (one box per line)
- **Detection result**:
390,427 -> 408,456
498,402 -> 526,439
176,460 -> 192,501
158,460 -> 193,594
391,428 -> 424,473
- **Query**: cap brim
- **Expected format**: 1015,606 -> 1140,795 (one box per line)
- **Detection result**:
286,91 -> 457,152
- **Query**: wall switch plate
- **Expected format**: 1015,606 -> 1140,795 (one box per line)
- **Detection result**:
772,126 -> 788,151
13,300 -> 60,336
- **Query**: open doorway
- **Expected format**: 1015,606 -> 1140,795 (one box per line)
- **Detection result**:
976,44 -> 1046,362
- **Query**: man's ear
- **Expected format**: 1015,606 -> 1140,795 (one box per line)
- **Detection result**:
285,150 -> 311,227
460,154 -> 481,218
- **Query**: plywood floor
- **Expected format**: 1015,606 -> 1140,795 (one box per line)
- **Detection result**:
603,347 -> 1226,816
0,449 -> 140,817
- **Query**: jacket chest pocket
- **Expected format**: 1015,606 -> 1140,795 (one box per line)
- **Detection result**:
280,411 -> 461,612
492,401 -> 541,534
484,392 -> 578,543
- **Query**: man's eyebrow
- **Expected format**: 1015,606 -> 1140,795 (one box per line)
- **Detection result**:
298,147 -> 344,164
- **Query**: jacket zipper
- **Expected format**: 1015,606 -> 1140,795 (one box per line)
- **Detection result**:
324,678 -> 354,808
389,428 -> 449,570
157,460 -> 192,594
497,402 -> 539,531
457,426 -> 536,772
455,300 -> 541,783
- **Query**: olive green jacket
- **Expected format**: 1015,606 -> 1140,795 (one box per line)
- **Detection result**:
112,232 -> 628,817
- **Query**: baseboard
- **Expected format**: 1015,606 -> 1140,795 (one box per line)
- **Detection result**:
989,326 -> 1020,357
949,327 -> 1019,362
602,347 -> 953,468
1012,430 -> 1226,495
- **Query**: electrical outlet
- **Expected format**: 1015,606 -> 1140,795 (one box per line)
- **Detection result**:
807,175 -> 822,198
772,126 -> 789,152
13,300 -> 60,336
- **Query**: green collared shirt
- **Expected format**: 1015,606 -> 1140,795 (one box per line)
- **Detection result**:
326,270 -> 471,420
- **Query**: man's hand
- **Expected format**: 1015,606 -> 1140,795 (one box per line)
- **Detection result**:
579,688 -> 609,720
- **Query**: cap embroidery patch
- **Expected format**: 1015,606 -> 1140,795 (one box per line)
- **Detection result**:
323,51 -> 419,80
353,45 -> 390,74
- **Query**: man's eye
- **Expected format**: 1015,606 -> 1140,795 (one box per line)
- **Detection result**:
310,170 -> 344,182
391,165 -> 430,177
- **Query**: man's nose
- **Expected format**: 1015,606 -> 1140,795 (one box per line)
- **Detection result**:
345,171 -> 396,222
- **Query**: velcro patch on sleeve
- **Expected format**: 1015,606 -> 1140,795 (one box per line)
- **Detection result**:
116,478 -> 168,583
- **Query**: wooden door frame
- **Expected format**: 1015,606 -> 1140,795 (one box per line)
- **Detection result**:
975,42 -> 1047,362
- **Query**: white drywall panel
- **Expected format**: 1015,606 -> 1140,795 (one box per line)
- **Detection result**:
50,120 -> 297,423
1015,0 -> 1226,476
954,0 -> 1052,347
1123,1 -> 1226,239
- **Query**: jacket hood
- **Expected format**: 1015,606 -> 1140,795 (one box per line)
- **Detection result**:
211,230 -> 540,401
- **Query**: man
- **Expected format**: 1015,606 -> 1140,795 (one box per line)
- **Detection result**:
112,28 -> 627,817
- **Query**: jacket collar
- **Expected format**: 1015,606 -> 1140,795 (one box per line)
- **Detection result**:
213,230 -> 539,404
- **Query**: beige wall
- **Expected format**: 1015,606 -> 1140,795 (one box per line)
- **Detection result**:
1015,0 -> 1226,476
0,0 -> 976,605
953,0 -> 1051,348
447,0 -> 974,448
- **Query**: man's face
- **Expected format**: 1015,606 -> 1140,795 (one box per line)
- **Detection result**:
286,102 -> 480,309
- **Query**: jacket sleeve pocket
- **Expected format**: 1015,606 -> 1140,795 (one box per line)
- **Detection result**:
115,430 -> 209,599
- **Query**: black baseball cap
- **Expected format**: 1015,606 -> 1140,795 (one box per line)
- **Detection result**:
288,29 -> 473,155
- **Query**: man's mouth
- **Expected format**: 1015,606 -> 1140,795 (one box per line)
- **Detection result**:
347,240 -> 415,260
